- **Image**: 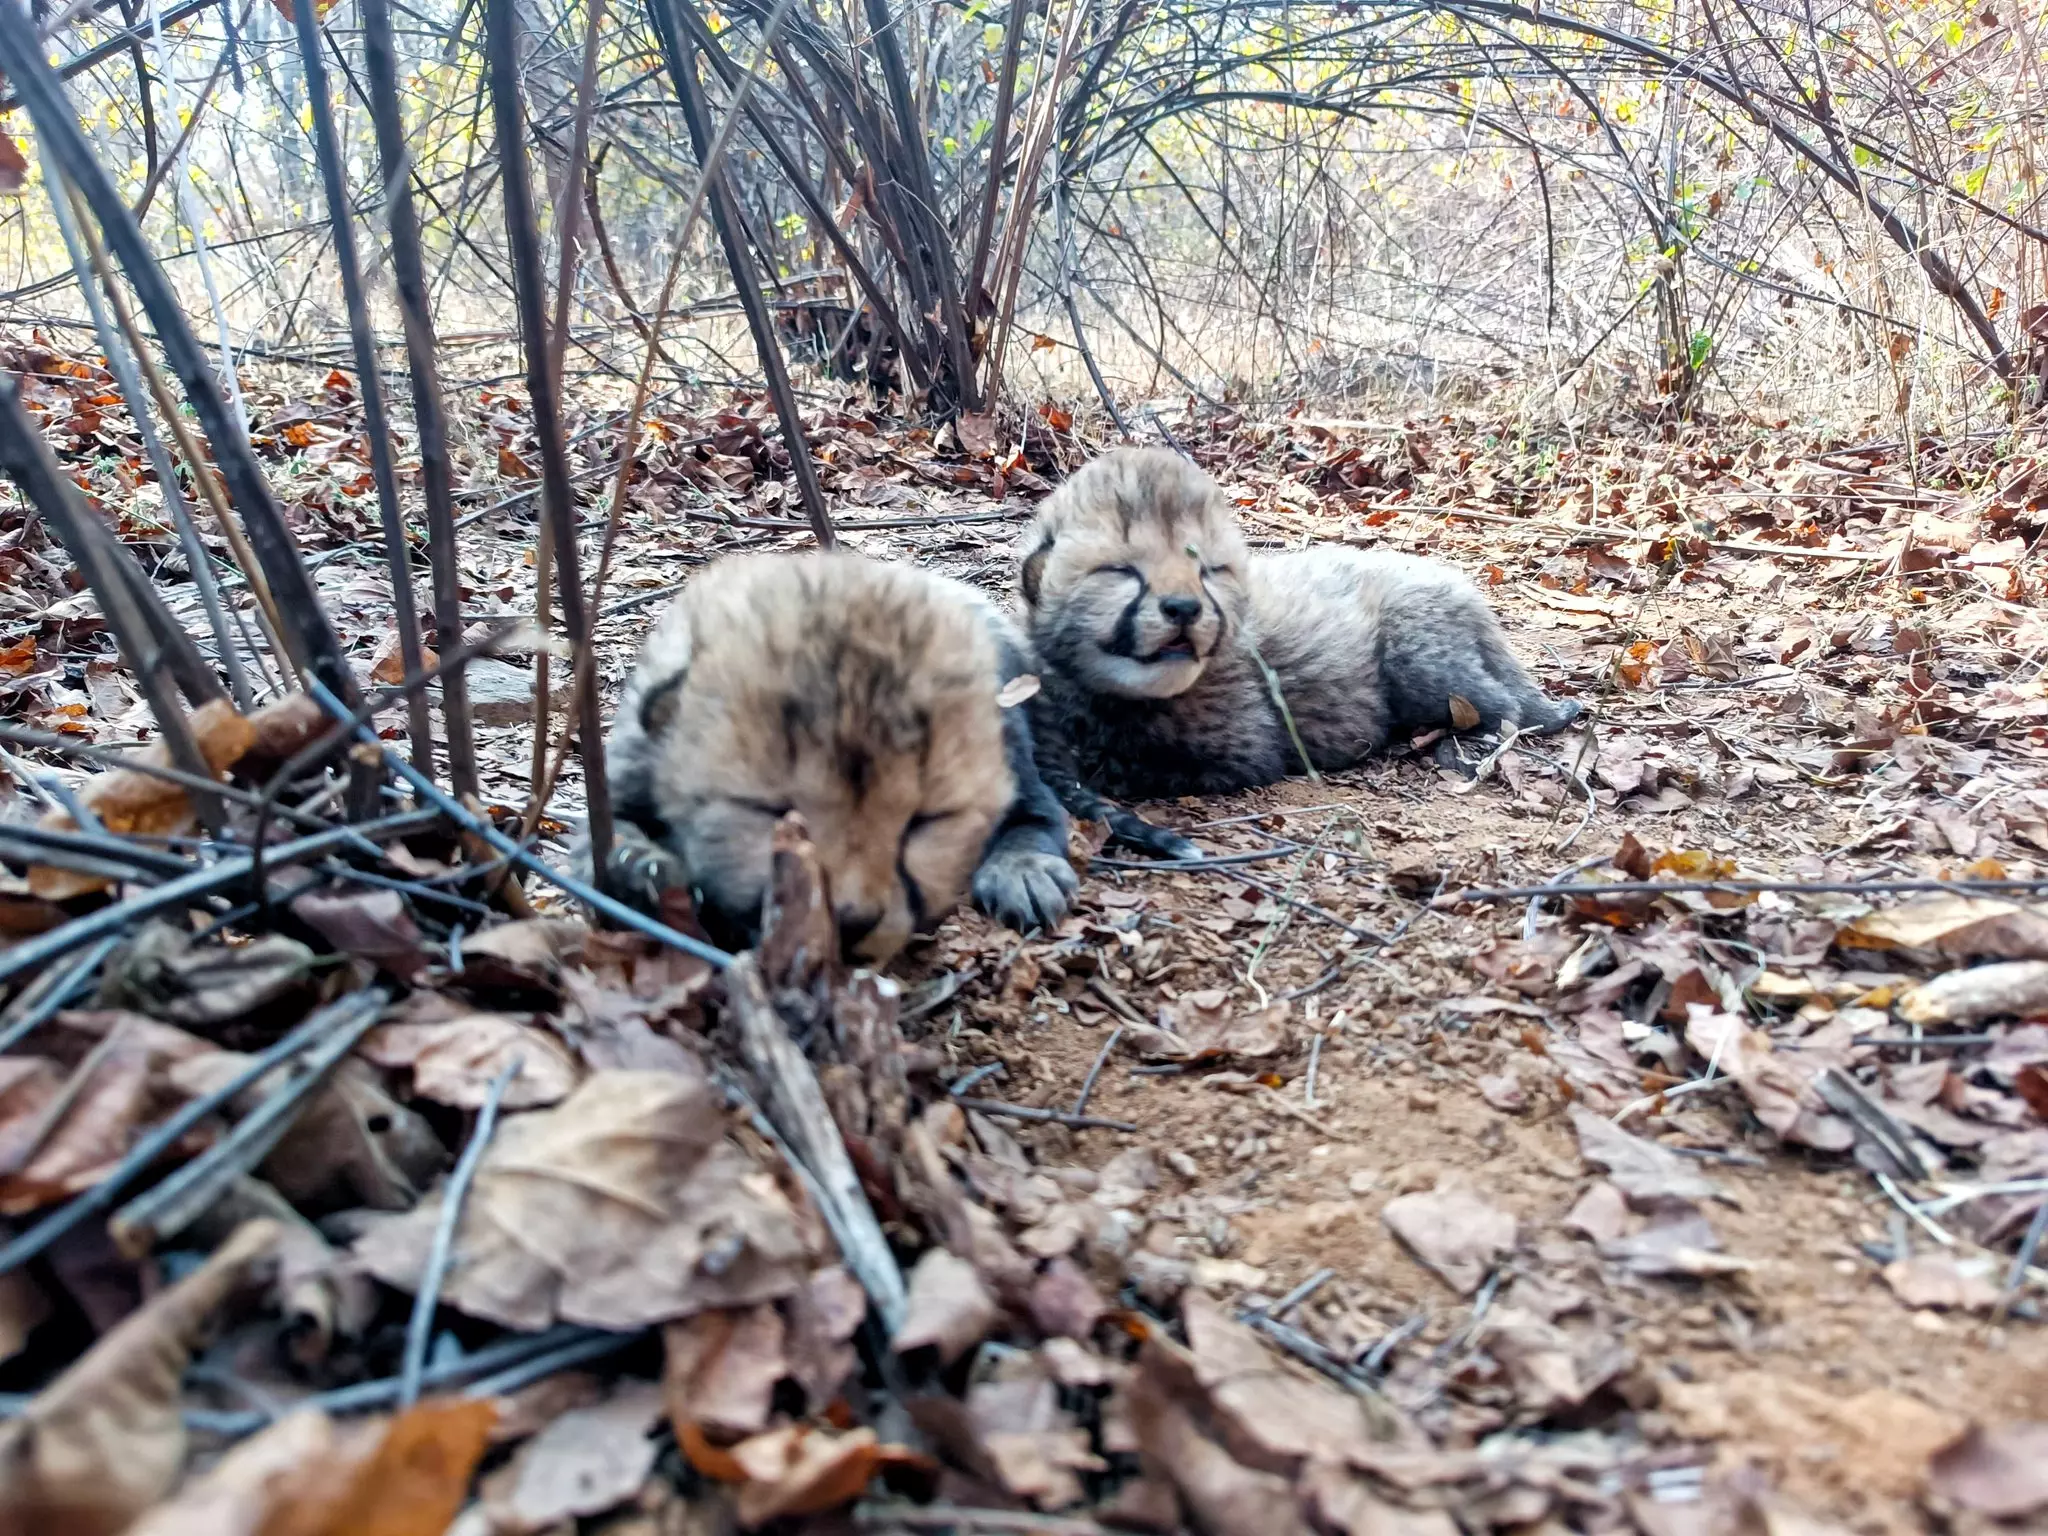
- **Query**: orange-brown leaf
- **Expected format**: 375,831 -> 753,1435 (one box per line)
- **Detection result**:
0,131 -> 26,197
262,1400 -> 496,1536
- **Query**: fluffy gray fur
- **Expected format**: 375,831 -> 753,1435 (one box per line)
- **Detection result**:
597,551 -> 1074,960
1020,447 -> 1581,801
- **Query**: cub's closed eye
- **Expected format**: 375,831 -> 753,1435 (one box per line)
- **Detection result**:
904,809 -> 961,835
1203,564 -> 1235,578
732,797 -> 793,818
1090,563 -> 1143,580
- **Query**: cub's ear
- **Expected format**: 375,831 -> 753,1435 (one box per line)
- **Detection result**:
637,668 -> 688,741
1020,536 -> 1054,606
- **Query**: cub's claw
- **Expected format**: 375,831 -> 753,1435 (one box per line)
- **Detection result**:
589,825 -> 693,914
974,847 -> 1079,934
1106,809 -> 1200,861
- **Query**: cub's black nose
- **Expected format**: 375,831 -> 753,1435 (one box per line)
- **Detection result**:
1158,594 -> 1203,625
836,909 -> 882,950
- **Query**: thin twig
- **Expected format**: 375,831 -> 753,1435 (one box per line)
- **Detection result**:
955,1098 -> 1138,1132
1072,1025 -> 1124,1116
401,1055 -> 522,1408
304,679 -> 729,970
109,989 -> 390,1254
1444,876 -> 2048,903
0,934 -> 121,1054
0,810 -> 439,991
0,986 -> 395,1274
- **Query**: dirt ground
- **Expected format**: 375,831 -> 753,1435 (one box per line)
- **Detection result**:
416,402 -> 2048,1529
11,338 -> 2048,1530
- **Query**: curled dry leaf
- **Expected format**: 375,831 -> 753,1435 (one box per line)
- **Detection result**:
1124,1340 -> 1310,1536
1684,1011 -> 1851,1152
1132,992 -> 1289,1061
481,1381 -> 665,1533
1567,1104 -> 1722,1210
0,1218 -> 279,1536
728,1423 -> 930,1527
1837,896 -> 2048,960
1180,1291 -> 1411,1467
168,1051 -> 445,1214
1479,1306 -> 1634,1416
0,1015 -> 218,1214
361,1002 -> 579,1110
784,1264 -> 866,1410
97,923 -> 319,1031
663,1303 -> 788,1441
357,1069 -> 817,1330
1381,1179 -> 1517,1294
1882,1252 -> 2002,1311
1300,1460 -> 1459,1536
1927,1422 -> 2048,1518
124,1409 -> 341,1536
259,1398 -> 497,1536
1598,1212 -> 1749,1277
290,886 -> 429,984
1896,960 -> 2048,1026
27,699 -> 257,900
892,1246 -> 998,1365
968,1371 -> 1106,1509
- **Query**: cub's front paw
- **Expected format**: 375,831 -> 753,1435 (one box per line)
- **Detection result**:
596,827 -> 694,914
973,847 -> 1079,934
1107,809 -> 1200,861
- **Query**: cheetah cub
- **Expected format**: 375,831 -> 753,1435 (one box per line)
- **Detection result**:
1018,447 -> 1580,803
603,551 -> 1075,963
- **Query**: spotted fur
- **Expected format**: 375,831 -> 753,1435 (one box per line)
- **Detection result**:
603,551 -> 1074,963
1019,447 -> 1580,801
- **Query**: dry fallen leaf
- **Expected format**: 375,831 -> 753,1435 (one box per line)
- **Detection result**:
357,1069 -> 817,1330
1567,1104 -> 1722,1209
728,1423 -> 928,1527
1381,1180 -> 1517,1294
1124,1340 -> 1311,1536
0,1219 -> 278,1536
360,1005 -> 579,1110
1927,1421 -> 2048,1518
892,1246 -> 998,1365
291,887 -> 429,984
664,1304 -> 788,1441
1838,896 -> 2048,960
28,699 -> 257,900
124,1409 -> 343,1536
262,1398 -> 497,1536
1480,1306 -> 1633,1415
1132,993 -> 1290,1061
0,1016 -> 218,1214
1179,1290 -> 1410,1466
481,1381 -> 665,1532
1684,1011 -> 1851,1152
967,1372 -> 1105,1509
1882,1252 -> 2002,1311
97,924 -> 319,1031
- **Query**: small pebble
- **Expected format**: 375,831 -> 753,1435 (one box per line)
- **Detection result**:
1407,1088 -> 1439,1112
1166,1150 -> 1200,1179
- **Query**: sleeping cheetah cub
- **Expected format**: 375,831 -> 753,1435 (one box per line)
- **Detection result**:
602,551 -> 1075,963
1019,447 -> 1580,803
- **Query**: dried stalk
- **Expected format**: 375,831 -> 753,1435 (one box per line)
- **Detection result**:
291,0 -> 436,777
484,0 -> 616,876
361,0 -> 480,800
